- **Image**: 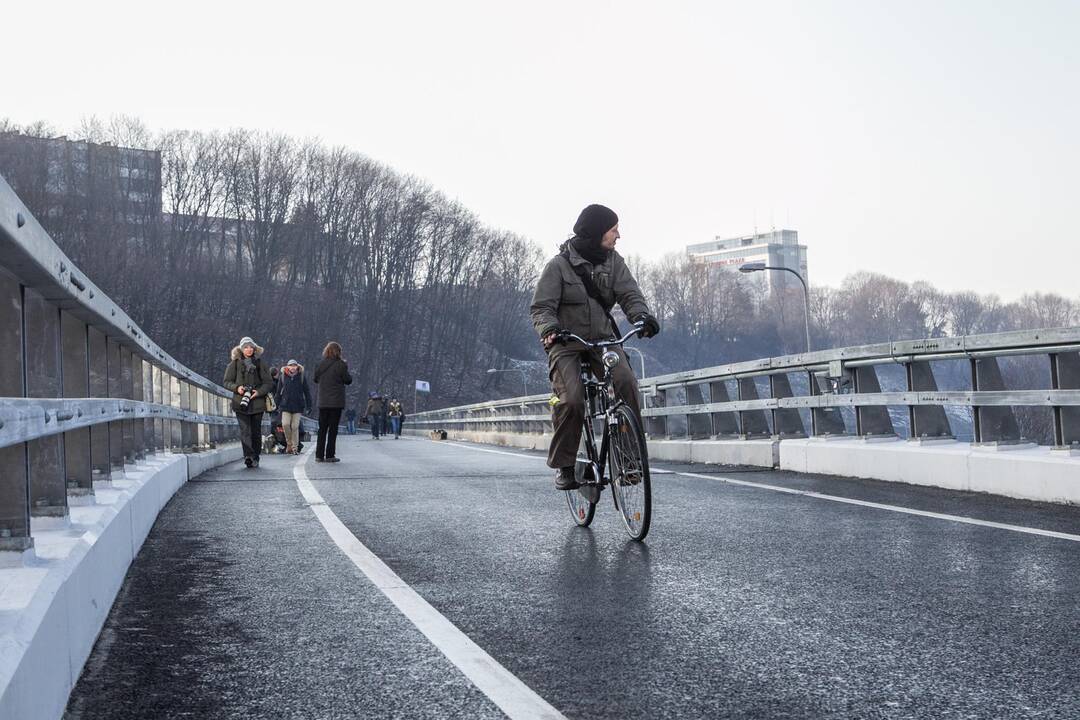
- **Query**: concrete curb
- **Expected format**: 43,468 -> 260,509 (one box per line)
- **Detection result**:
0,444 -> 243,720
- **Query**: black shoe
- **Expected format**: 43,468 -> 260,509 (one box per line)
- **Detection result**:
315,457 -> 325,463
252,457 -> 260,468
326,457 -> 341,463
554,467 -> 579,491
244,457 -> 253,468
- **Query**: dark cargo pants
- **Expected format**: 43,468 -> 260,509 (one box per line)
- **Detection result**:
546,341 -> 642,469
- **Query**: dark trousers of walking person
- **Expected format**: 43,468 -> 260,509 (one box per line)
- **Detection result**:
370,414 -> 381,438
317,407 -> 343,460
236,412 -> 264,460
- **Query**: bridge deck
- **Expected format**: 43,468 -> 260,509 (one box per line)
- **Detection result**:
65,435 -> 1080,719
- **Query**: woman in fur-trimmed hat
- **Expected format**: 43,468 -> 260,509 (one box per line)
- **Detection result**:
223,336 -> 275,468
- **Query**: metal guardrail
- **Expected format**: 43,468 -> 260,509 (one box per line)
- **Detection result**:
407,327 -> 1080,450
0,173 -> 280,552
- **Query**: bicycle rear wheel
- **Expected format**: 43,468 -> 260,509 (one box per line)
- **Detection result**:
566,428 -> 597,527
607,405 -> 651,541
566,468 -> 596,526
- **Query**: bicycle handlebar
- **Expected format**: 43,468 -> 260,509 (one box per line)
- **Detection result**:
554,323 -> 644,349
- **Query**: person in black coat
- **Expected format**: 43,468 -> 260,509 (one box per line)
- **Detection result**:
222,336 -> 275,468
313,341 -> 352,462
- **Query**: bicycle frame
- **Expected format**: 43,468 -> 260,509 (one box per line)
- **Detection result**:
558,325 -> 643,491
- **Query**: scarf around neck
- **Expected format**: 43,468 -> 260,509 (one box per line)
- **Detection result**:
570,235 -> 610,266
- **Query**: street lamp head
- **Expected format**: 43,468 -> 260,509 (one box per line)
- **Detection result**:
739,262 -> 767,273
486,368 -> 498,374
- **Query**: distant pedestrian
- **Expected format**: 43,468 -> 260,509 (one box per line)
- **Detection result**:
345,407 -> 358,435
314,342 -> 352,462
223,336 -> 275,469
366,392 -> 385,439
388,397 -> 405,439
277,359 -> 312,455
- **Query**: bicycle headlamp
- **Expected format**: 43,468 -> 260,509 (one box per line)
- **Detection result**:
602,350 -> 621,369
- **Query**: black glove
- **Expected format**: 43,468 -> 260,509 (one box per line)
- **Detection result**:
633,314 -> 660,338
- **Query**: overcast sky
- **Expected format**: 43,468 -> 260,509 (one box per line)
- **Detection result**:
6,0 -> 1077,299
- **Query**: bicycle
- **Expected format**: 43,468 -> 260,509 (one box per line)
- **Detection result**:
554,324 -> 652,542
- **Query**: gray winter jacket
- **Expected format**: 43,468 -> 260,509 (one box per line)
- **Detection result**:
529,241 -> 651,342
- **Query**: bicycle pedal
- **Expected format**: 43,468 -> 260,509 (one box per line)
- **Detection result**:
577,484 -> 601,504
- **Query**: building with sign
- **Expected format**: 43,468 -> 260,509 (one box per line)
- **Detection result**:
686,229 -> 808,296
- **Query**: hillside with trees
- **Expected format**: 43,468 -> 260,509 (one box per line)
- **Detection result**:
2,117 -> 1077,425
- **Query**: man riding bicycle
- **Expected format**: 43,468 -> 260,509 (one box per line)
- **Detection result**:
530,204 -> 660,490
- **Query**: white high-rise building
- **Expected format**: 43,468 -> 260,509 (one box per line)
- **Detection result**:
686,229 -> 808,296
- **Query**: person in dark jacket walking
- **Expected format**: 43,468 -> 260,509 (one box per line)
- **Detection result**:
529,204 -> 660,490
365,392 -> 385,439
276,359 -> 312,454
223,336 -> 276,468
314,341 -> 352,462
345,407 -> 358,435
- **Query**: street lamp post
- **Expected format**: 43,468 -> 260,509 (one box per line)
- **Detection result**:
623,346 -> 646,379
486,367 -> 529,397
740,261 -> 812,353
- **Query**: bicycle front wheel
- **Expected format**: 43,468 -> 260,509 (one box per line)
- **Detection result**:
607,405 -> 652,541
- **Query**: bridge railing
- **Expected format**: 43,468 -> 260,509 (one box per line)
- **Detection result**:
0,174 -> 241,552
408,328 -> 1080,450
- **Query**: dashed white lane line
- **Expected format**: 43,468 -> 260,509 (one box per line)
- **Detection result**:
435,439 -> 1080,542
293,452 -> 566,720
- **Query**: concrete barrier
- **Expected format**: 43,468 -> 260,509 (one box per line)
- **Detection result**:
780,437 -> 1080,504
0,444 -> 242,720
403,428 -> 780,468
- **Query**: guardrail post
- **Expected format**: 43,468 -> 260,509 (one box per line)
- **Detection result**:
810,373 -> 848,436
906,361 -> 952,439
737,377 -> 771,438
169,374 -> 182,448
106,338 -> 125,471
971,357 -> 1022,444
685,383 -> 711,438
852,366 -> 895,437
644,388 -> 668,438
24,288 -> 68,521
60,310 -> 93,501
0,267 -> 32,550
179,381 -> 192,451
131,355 -> 146,459
708,380 -> 740,437
152,366 -> 165,450
140,360 -> 153,451
1050,353 -> 1080,447
120,347 -> 135,464
88,327 -> 111,481
196,388 -> 207,449
769,373 -> 807,438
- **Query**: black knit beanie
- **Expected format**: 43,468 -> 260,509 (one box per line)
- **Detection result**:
572,204 -> 619,241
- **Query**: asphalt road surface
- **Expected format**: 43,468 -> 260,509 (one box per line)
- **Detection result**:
65,434 -> 1080,719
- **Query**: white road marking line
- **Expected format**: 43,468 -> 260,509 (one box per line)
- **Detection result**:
676,471 -> 1080,543
293,452 -> 566,720
433,440 -> 1080,541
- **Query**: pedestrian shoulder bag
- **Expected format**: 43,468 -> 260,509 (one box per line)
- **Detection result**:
559,249 -> 622,338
